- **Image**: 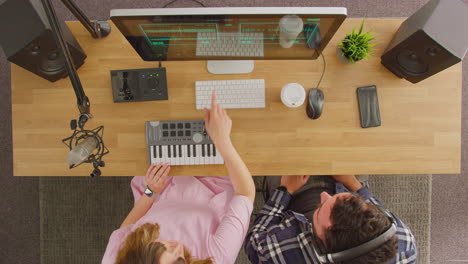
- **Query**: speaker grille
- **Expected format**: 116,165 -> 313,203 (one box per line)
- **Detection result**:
39,51 -> 66,75
396,50 -> 429,76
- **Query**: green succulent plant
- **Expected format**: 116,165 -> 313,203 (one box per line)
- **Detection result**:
338,19 -> 376,63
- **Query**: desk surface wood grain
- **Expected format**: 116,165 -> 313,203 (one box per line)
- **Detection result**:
11,19 -> 461,176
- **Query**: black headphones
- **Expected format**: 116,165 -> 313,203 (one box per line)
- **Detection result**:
310,199 -> 398,263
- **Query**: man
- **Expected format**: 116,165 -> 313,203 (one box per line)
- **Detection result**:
244,175 -> 417,264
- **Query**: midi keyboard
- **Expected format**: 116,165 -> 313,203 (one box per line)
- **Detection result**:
145,120 -> 224,165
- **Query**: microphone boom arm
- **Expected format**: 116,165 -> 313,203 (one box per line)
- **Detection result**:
40,0 -> 110,128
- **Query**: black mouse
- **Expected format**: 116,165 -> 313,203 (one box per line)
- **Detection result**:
306,88 -> 324,119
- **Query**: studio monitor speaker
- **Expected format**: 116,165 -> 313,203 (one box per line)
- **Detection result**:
0,0 -> 86,82
381,0 -> 468,83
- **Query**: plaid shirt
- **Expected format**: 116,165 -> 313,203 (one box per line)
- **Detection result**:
244,184 -> 417,264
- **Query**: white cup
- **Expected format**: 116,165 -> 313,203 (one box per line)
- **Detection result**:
279,15 -> 304,48
281,83 -> 306,108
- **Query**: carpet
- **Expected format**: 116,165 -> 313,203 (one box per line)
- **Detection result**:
39,177 -> 133,264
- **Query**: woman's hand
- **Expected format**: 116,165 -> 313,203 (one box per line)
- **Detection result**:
204,91 -> 233,153
121,163 -> 171,227
145,162 -> 171,194
280,175 -> 311,194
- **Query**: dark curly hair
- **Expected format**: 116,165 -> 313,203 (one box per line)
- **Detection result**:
323,195 -> 398,264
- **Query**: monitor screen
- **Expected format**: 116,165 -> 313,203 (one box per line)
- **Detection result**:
111,7 -> 346,61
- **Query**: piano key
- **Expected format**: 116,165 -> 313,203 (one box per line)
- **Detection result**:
204,144 -> 210,164
176,145 -> 182,165
184,145 -> 192,165
168,146 -> 176,165
211,144 -> 216,164
172,145 -> 179,165
150,147 -> 155,164
211,144 -> 218,164
202,144 -> 206,157
188,145 -> 195,165
152,146 -> 157,159
206,145 -> 212,164
160,145 -> 168,163
181,145 -> 188,165
193,144 -> 197,157
167,145 -> 174,165
158,145 -> 162,158
179,145 -> 182,158
211,144 -> 217,164
191,145 -> 197,165
166,145 -> 172,164
150,146 -> 155,164
187,144 -> 191,158
195,145 -> 202,165
211,144 -> 221,164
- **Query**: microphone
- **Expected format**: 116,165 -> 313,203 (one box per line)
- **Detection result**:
62,118 -> 109,177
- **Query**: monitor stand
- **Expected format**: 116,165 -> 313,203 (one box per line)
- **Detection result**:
207,60 -> 254,74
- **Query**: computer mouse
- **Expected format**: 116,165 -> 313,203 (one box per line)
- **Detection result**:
306,88 -> 324,119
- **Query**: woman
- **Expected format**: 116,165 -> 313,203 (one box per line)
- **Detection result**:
102,92 -> 256,264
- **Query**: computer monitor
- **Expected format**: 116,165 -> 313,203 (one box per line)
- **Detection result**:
110,7 -> 347,74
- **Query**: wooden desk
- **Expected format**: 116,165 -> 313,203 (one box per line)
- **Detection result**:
12,18 -> 462,176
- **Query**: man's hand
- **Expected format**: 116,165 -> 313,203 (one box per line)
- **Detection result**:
331,175 -> 362,192
280,175 -> 310,194
145,162 -> 171,195
204,91 -> 233,154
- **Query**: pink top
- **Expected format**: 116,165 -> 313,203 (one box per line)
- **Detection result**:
102,176 -> 253,264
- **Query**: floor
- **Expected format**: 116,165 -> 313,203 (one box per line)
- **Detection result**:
0,0 -> 467,263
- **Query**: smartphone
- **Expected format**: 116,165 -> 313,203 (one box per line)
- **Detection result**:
357,85 -> 381,128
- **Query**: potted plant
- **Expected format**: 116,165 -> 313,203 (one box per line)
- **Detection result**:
337,19 -> 376,64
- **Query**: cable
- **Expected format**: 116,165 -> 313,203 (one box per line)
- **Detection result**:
162,0 -> 206,8
315,52 -> 326,89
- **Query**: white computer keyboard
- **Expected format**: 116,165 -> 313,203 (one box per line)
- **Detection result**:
196,32 -> 264,57
195,79 -> 265,109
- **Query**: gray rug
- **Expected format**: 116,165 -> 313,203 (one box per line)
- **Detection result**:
40,175 -> 431,264
367,174 -> 431,264
39,177 -> 133,264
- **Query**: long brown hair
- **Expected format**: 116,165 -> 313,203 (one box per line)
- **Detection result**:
116,223 -> 213,264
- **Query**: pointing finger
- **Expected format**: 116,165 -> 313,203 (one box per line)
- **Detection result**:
217,103 -> 223,116
211,91 -> 217,109
204,108 -> 210,124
